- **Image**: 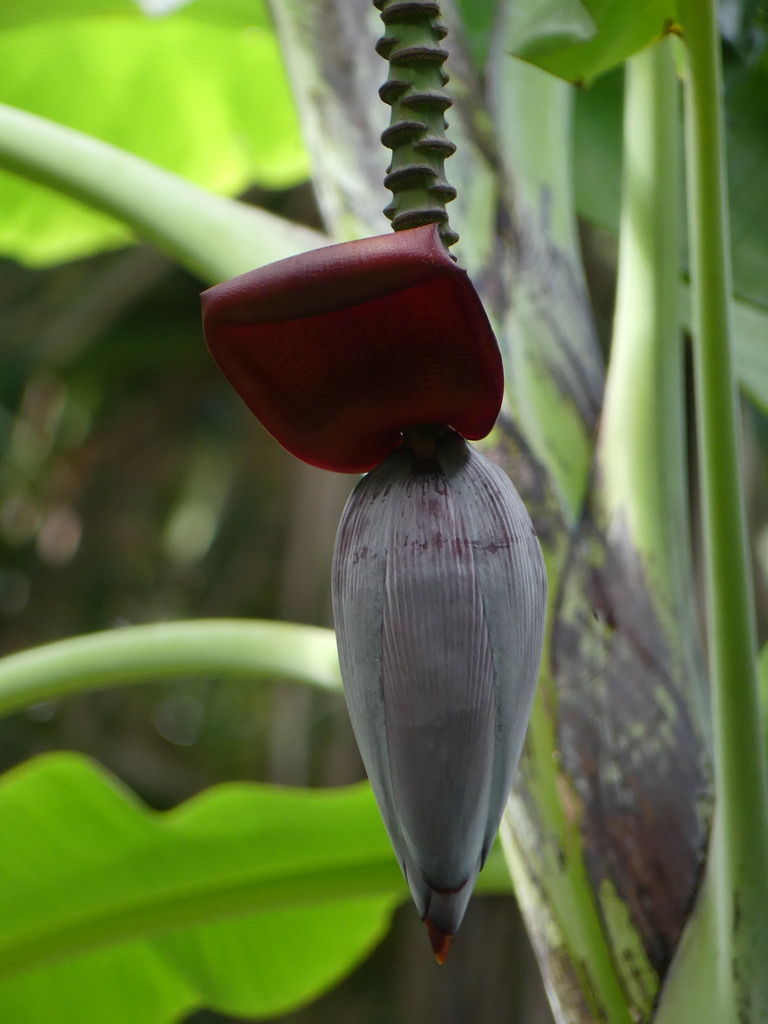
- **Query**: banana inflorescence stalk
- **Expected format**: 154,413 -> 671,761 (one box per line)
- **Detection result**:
375,0 -> 458,246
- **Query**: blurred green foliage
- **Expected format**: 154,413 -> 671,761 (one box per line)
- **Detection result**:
0,1 -> 307,264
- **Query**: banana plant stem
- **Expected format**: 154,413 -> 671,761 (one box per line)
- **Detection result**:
0,620 -> 342,720
0,103 -> 325,283
678,0 -> 768,1011
600,39 -> 686,596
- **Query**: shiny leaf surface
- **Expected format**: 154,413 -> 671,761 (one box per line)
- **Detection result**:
506,0 -> 677,85
0,753 -> 399,1023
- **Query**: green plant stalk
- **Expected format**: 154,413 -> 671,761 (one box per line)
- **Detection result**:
600,39 -> 683,580
599,38 -> 708,731
501,633 -> 636,1024
489,35 -> 630,1022
0,103 -> 326,283
582,39 -> 715,1017
681,286 -> 768,417
678,0 -> 768,1014
0,620 -> 341,720
486,50 -> 602,522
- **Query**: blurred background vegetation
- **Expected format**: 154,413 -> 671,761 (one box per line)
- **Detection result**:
0,2 -> 766,1022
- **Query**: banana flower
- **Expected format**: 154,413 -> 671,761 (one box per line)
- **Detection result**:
201,224 -> 547,962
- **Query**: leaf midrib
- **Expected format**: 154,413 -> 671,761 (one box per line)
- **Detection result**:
0,851 -> 404,980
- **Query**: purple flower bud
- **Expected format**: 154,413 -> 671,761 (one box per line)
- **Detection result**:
332,427 -> 547,961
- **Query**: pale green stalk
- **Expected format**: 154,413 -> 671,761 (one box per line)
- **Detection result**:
487,52 -> 601,522
588,38 -> 714,1017
599,38 -> 708,730
677,0 -> 768,1016
599,40 -> 683,576
0,620 -> 341,719
490,22 -> 630,1021
0,103 -> 326,283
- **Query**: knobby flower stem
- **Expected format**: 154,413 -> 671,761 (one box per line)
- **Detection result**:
679,0 -> 768,1012
375,0 -> 458,245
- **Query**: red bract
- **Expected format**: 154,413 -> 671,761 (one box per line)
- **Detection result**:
201,224 -> 503,473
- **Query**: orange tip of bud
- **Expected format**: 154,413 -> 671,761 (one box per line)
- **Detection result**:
425,919 -> 454,964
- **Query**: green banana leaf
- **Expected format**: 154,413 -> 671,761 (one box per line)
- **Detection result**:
505,0 -> 678,84
0,622 -> 513,1024
0,752 -> 399,1023
0,0 -> 307,265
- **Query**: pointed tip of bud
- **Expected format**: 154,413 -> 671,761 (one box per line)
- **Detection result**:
425,919 -> 454,964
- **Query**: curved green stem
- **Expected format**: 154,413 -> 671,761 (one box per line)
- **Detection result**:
678,0 -> 768,1015
0,103 -> 326,283
0,620 -> 341,720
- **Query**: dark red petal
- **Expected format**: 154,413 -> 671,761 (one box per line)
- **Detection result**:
201,224 -> 502,473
